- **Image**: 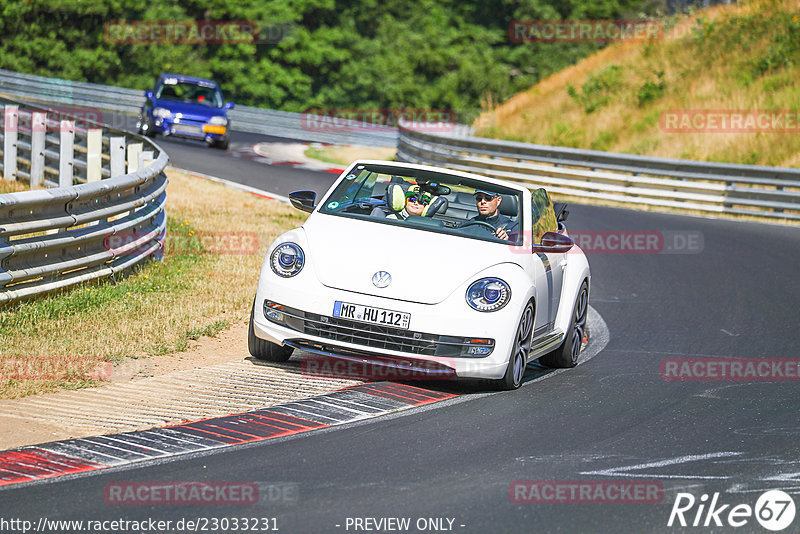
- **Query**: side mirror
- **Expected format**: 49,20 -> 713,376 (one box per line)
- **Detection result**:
554,202 -> 569,222
289,190 -> 316,213
224,102 -> 235,110
144,90 -> 154,100
533,231 -> 574,254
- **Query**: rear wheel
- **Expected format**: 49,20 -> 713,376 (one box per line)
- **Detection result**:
497,302 -> 534,390
540,281 -> 588,368
248,300 -> 293,362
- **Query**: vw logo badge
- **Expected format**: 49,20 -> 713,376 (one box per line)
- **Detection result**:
372,271 -> 391,288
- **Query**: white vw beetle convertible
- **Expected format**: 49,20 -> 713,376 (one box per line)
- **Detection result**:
249,161 -> 590,389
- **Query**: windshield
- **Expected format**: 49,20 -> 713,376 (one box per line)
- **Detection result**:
319,163 -> 524,245
156,79 -> 223,107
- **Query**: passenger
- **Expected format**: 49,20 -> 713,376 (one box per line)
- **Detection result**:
387,187 -> 432,220
470,190 -> 517,240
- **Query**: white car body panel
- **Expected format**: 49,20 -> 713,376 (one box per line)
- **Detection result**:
251,160 -> 590,381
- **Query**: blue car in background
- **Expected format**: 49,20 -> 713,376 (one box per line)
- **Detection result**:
137,73 -> 234,149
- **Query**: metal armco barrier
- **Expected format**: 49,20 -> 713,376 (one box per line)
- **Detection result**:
0,69 -> 399,147
397,127 -> 800,222
4,68 -> 798,222
0,95 -> 168,303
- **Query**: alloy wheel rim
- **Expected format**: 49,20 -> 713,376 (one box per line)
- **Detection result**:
513,306 -> 534,385
570,288 -> 588,364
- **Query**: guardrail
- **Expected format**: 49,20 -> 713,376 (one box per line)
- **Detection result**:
0,95 -> 168,303
398,127 -> 800,222
0,69 -> 398,147
7,68 -> 798,222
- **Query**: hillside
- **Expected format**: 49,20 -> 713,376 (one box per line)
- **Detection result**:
0,0 -> 649,120
474,0 -> 800,167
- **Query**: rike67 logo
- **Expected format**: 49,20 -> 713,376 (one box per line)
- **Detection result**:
668,490 -> 796,531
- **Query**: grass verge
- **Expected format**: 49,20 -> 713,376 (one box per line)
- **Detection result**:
0,180 -> 29,195
0,168 -> 306,398
305,145 -> 396,166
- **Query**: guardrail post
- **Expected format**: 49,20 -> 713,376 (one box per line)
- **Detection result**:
86,128 -> 102,182
110,136 -> 125,178
59,120 -> 74,187
138,150 -> 154,170
30,112 -> 46,188
127,142 -> 142,172
3,105 -> 18,181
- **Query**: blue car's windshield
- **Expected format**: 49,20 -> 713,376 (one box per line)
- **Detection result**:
156,80 -> 223,108
319,163 -> 525,246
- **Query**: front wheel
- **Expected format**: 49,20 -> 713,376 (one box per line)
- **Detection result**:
248,300 -> 293,362
540,281 -> 588,368
497,302 -> 534,390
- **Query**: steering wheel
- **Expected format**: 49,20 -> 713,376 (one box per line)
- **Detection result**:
458,220 -> 497,233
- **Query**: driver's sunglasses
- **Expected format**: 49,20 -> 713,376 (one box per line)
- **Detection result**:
474,193 -> 498,203
407,193 -> 432,205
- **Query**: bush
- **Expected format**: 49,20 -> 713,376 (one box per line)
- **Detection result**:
567,65 -> 622,113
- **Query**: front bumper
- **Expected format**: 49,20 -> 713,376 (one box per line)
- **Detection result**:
252,284 -> 521,381
151,117 -> 228,141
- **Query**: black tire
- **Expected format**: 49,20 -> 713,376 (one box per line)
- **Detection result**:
137,112 -> 157,138
215,137 -> 230,150
540,280 -> 588,368
248,300 -> 293,362
497,301 -> 534,390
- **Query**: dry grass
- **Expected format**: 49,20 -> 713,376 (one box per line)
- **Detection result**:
305,145 -> 396,166
474,0 -> 800,168
0,180 -> 29,195
0,168 -> 306,398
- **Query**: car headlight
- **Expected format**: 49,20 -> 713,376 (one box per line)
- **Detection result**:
153,107 -> 172,119
466,278 -> 511,312
270,243 -> 305,277
208,116 -> 228,126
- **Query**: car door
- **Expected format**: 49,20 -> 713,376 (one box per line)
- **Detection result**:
531,188 -> 564,334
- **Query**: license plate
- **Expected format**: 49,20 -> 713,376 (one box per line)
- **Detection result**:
333,301 -> 411,329
173,125 -> 202,134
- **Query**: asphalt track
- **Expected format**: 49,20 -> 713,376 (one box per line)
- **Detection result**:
2,134 -> 799,533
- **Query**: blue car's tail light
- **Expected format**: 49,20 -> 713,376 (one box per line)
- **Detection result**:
466,278 -> 511,312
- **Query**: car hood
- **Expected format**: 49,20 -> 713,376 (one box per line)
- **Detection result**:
153,99 -> 225,121
303,214 -> 518,305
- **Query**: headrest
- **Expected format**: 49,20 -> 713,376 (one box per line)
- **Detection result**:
423,196 -> 448,217
386,183 -> 407,213
499,194 -> 518,217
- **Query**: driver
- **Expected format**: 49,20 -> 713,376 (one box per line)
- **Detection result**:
470,190 -> 517,240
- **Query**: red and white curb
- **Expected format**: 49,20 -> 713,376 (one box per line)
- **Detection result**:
0,383 -> 456,489
233,142 -> 345,174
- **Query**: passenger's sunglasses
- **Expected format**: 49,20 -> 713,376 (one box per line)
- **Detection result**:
474,193 -> 498,203
407,193 -> 432,205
